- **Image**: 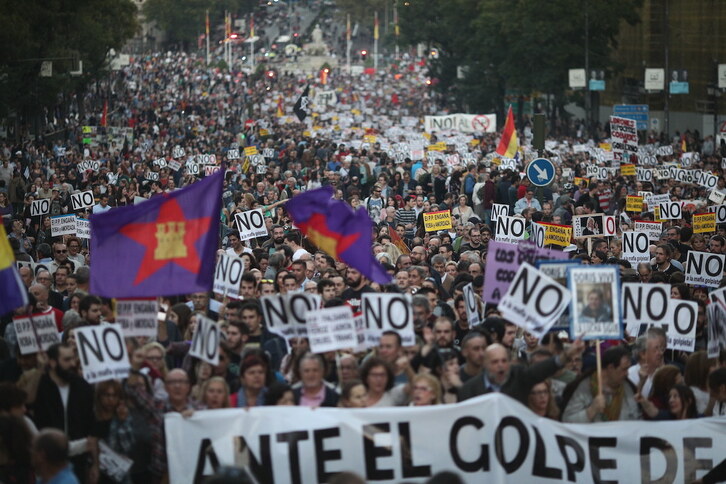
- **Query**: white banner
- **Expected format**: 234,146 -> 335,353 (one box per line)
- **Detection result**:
50,214 -> 76,236
685,250 -> 726,287
424,114 -> 496,133
115,299 -> 158,338
165,394 -> 726,484
71,190 -> 95,211
495,216 -> 526,244
189,316 -> 220,366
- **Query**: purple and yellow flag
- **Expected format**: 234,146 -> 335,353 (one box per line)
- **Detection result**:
89,169 -> 223,297
0,225 -> 28,316
287,186 -> 392,284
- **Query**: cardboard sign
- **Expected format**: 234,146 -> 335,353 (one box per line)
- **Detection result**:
610,116 -> 638,163
146,171 -> 160,182
707,204 -> 726,224
153,157 -> 168,168
572,214 -> 605,238
685,250 -> 726,287
78,160 -> 100,172
115,298 -> 158,338
13,314 -> 60,355
213,253 -> 244,299
620,164 -> 636,176
568,266 -> 621,340
622,283 -> 670,336
30,199 -> 50,217
462,283 -> 480,327
261,293 -> 321,340
498,263 -> 571,338
172,146 -> 186,158
204,165 -> 221,176
168,160 -> 182,171
244,146 -> 258,157
626,196 -> 643,213
646,194 -> 670,212
71,190 -> 95,211
495,216 -> 526,244
361,293 -> 415,346
189,316 -> 220,366
51,214 -> 76,236
693,212 -> 716,234
483,240 -> 561,304
75,217 -> 90,239
622,231 -> 651,265
709,191 -> 726,205
307,306 -> 357,354
234,209 -> 268,241
490,203 -> 509,222
657,201 -> 682,220
227,149 -> 240,160
75,324 -> 131,384
634,220 -> 662,241
423,210 -> 452,232
667,300 -> 697,352
541,223 -> 572,247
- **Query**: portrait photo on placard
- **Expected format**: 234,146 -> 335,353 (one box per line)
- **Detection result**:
572,213 -> 604,238
568,266 -> 621,340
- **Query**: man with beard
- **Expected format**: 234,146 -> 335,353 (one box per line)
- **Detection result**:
341,266 -> 375,313
33,343 -> 97,483
261,224 -> 286,254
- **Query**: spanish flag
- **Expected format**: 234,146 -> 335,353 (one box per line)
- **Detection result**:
250,13 -> 254,38
0,225 -> 28,316
276,96 -> 284,117
680,135 -> 687,153
496,105 -> 519,159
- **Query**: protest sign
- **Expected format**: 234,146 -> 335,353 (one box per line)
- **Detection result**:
227,149 -> 240,160
709,191 -> 726,205
235,209 -> 268,241
495,216 -> 526,244
213,253 -> 244,299
692,212 -> 716,234
708,288 -> 726,358
622,231 -> 650,265
261,293 -> 321,340
168,160 -> 181,171
490,203 -> 508,222
50,214 -> 76,236
30,199 -> 50,217
610,116 -> 638,163
424,113 -> 496,133
541,223 -> 572,247
667,300 -> 697,352
13,314 -> 60,355
189,315 -> 220,366
75,216 -> 90,239
115,298 -> 158,338
707,204 -> 726,224
498,263 -> 571,338
462,283 -> 479,327
146,171 -> 160,181
572,214 -> 604,238
165,393 -> 726,484
530,223 -> 546,248
423,210 -> 452,232
634,220 -> 662,240
172,146 -> 186,158
152,157 -> 167,168
621,283 -> 671,336
646,193 -> 670,211
620,163 -> 636,176
78,159 -> 100,172
483,241 -> 561,304
70,190 -> 95,211
537,260 -> 581,330
625,196 -> 643,212
75,324 -> 130,384
204,165 -> 221,176
361,293 -> 415,346
636,167 -> 653,182
685,250 -> 725,287
568,266 -> 621,340
98,441 -> 133,483
307,306 -> 356,354
657,201 -> 682,220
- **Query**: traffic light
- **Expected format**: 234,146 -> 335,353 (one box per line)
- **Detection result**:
429,48 -> 439,59
361,50 -> 368,61
320,67 -> 330,85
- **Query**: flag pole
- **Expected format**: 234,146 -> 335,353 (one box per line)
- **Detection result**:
393,1 -> 399,60
373,11 -> 379,71
205,10 -> 210,66
595,341 -> 603,397
346,14 -> 351,74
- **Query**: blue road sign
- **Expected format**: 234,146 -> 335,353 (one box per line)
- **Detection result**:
613,104 -> 649,130
527,158 -> 555,187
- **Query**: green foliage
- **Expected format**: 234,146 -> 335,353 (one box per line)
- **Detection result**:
0,0 -> 139,123
399,0 -> 642,115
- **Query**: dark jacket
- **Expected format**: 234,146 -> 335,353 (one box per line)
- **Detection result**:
33,372 -> 95,440
457,357 -> 560,405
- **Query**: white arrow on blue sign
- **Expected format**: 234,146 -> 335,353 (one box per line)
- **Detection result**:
526,158 -> 556,187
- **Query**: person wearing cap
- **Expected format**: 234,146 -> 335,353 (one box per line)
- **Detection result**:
514,186 -> 542,215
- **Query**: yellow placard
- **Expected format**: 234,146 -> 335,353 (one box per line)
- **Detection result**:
423,210 -> 452,232
333,125 -> 341,131
626,196 -> 644,212
470,139 -> 480,146
313,126 -> 322,131
351,109 -> 361,115
542,223 -> 572,247
364,135 -> 377,143
303,131 -> 311,137
241,159 -> 250,173
422,133 -> 431,140
259,128 -> 269,136
244,146 -> 258,157
621,164 -> 636,176
693,213 -> 716,234
599,143 -> 612,151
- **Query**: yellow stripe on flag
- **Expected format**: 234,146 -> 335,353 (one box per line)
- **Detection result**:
0,225 -> 15,270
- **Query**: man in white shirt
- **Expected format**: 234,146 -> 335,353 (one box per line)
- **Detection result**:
92,194 -> 111,214
285,231 -> 310,261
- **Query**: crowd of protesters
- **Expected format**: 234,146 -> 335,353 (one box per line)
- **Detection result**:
2,29 -> 726,484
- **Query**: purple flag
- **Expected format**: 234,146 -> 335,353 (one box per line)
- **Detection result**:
287,186 -> 392,284
89,170 -> 223,297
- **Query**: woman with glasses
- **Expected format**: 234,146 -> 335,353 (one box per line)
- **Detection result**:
142,342 -> 169,400
528,380 -> 560,419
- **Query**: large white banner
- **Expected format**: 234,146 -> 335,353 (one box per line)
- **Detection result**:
166,394 -> 726,484
424,114 -> 496,133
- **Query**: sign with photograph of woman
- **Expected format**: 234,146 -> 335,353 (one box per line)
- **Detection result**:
572,213 -> 605,238
567,266 -> 622,340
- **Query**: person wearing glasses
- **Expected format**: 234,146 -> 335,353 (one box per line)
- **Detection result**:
49,242 -> 75,275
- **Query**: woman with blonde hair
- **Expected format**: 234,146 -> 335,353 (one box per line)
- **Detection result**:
142,342 -> 169,399
200,376 -> 230,409
410,374 -> 442,406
